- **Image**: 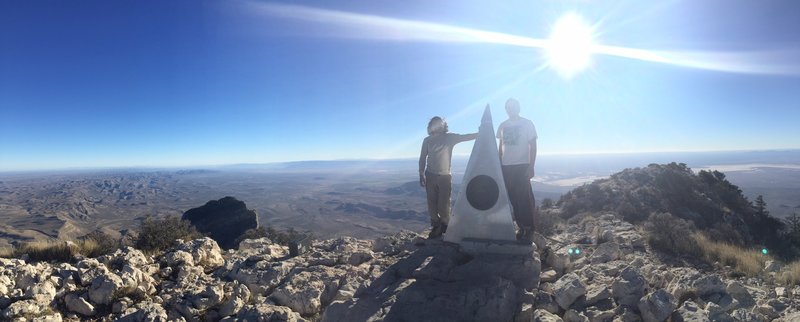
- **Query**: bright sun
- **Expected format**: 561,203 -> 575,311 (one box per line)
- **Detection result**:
546,13 -> 596,78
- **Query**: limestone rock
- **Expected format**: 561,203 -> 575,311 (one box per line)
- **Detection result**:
218,282 -> 251,317
590,242 -> 620,264
534,291 -> 561,314
2,299 -> 42,320
228,260 -> 295,296
182,196 -> 258,249
612,267 -> 647,308
764,260 -> 781,273
638,288 -> 676,322
692,275 -> 725,297
372,231 -> 419,255
24,280 -> 56,305
541,269 -> 558,283
534,309 -> 564,322
553,273 -> 587,310
238,237 -> 289,260
726,281 -> 755,307
229,303 -> 306,322
65,293 -> 96,316
564,309 -> 590,322
117,301 -> 169,322
271,266 -> 346,315
671,300 -> 709,322
585,284 -> 612,306
167,237 -> 224,272
88,272 -> 125,305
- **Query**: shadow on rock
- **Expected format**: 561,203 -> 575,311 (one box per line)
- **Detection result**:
323,239 -> 541,322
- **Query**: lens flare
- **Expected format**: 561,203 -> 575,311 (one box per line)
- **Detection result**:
246,2 -> 800,77
546,13 -> 595,78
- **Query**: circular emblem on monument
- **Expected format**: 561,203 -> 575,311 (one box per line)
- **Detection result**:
466,175 -> 499,211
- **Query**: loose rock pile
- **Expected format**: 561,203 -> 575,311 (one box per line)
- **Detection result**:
1,214 -> 798,321
537,213 -> 800,322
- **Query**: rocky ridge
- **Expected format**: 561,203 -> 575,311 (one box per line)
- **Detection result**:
1,213 -> 799,321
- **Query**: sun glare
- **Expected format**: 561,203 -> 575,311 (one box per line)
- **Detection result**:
546,13 -> 596,78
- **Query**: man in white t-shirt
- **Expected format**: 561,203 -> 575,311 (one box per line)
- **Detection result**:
496,98 -> 537,242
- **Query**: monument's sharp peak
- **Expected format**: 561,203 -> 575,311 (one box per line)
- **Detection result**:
481,105 -> 493,125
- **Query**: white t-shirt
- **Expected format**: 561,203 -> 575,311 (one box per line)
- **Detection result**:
496,117 -> 537,166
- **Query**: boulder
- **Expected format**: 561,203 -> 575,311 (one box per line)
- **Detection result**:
585,284 -> 612,306
228,303 -> 305,322
271,266 -> 346,315
671,300 -> 709,322
564,309 -> 590,322
638,288 -> 676,322
117,301 -> 169,322
553,273 -> 587,310
65,293 -> 96,316
24,280 -> 56,304
182,196 -> 258,249
534,291 -> 560,314
88,273 -> 125,305
612,267 -> 646,308
590,242 -> 620,264
534,309 -> 565,322
726,281 -> 755,307
167,237 -> 224,272
764,260 -> 781,272
238,237 -> 289,260
218,282 -> 251,317
692,275 -> 725,297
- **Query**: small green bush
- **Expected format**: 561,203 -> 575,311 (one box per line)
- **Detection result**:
136,216 -> 202,253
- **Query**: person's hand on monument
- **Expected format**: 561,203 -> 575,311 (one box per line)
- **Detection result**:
419,174 -> 426,187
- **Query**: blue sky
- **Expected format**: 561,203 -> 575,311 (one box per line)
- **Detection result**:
1,0 -> 799,171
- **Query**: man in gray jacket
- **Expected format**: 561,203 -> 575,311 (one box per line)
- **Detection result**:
419,116 -> 477,239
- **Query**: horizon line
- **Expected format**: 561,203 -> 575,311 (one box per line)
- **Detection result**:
1,147 -> 799,174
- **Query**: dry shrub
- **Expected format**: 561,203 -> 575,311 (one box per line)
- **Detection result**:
778,261 -> 800,286
15,239 -> 104,263
136,216 -> 203,253
536,208 -> 563,236
0,247 -> 14,258
235,227 -> 269,247
693,233 -> 767,276
80,230 -> 120,256
644,212 -> 700,257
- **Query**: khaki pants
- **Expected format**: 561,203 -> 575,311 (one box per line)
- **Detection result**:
425,172 -> 452,226
502,164 -> 536,229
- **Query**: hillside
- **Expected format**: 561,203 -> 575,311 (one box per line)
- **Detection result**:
556,163 -> 787,256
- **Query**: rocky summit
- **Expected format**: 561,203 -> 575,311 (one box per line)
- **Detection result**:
182,197 -> 258,249
1,212 -> 799,321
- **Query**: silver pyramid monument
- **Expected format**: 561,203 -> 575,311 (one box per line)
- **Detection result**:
444,106 -> 533,254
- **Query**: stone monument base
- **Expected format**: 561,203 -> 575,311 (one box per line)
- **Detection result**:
459,238 -> 537,255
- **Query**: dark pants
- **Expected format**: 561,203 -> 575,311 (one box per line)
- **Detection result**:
502,164 -> 536,229
425,172 -> 452,226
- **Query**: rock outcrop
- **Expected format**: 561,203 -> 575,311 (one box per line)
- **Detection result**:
182,196 -> 258,249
